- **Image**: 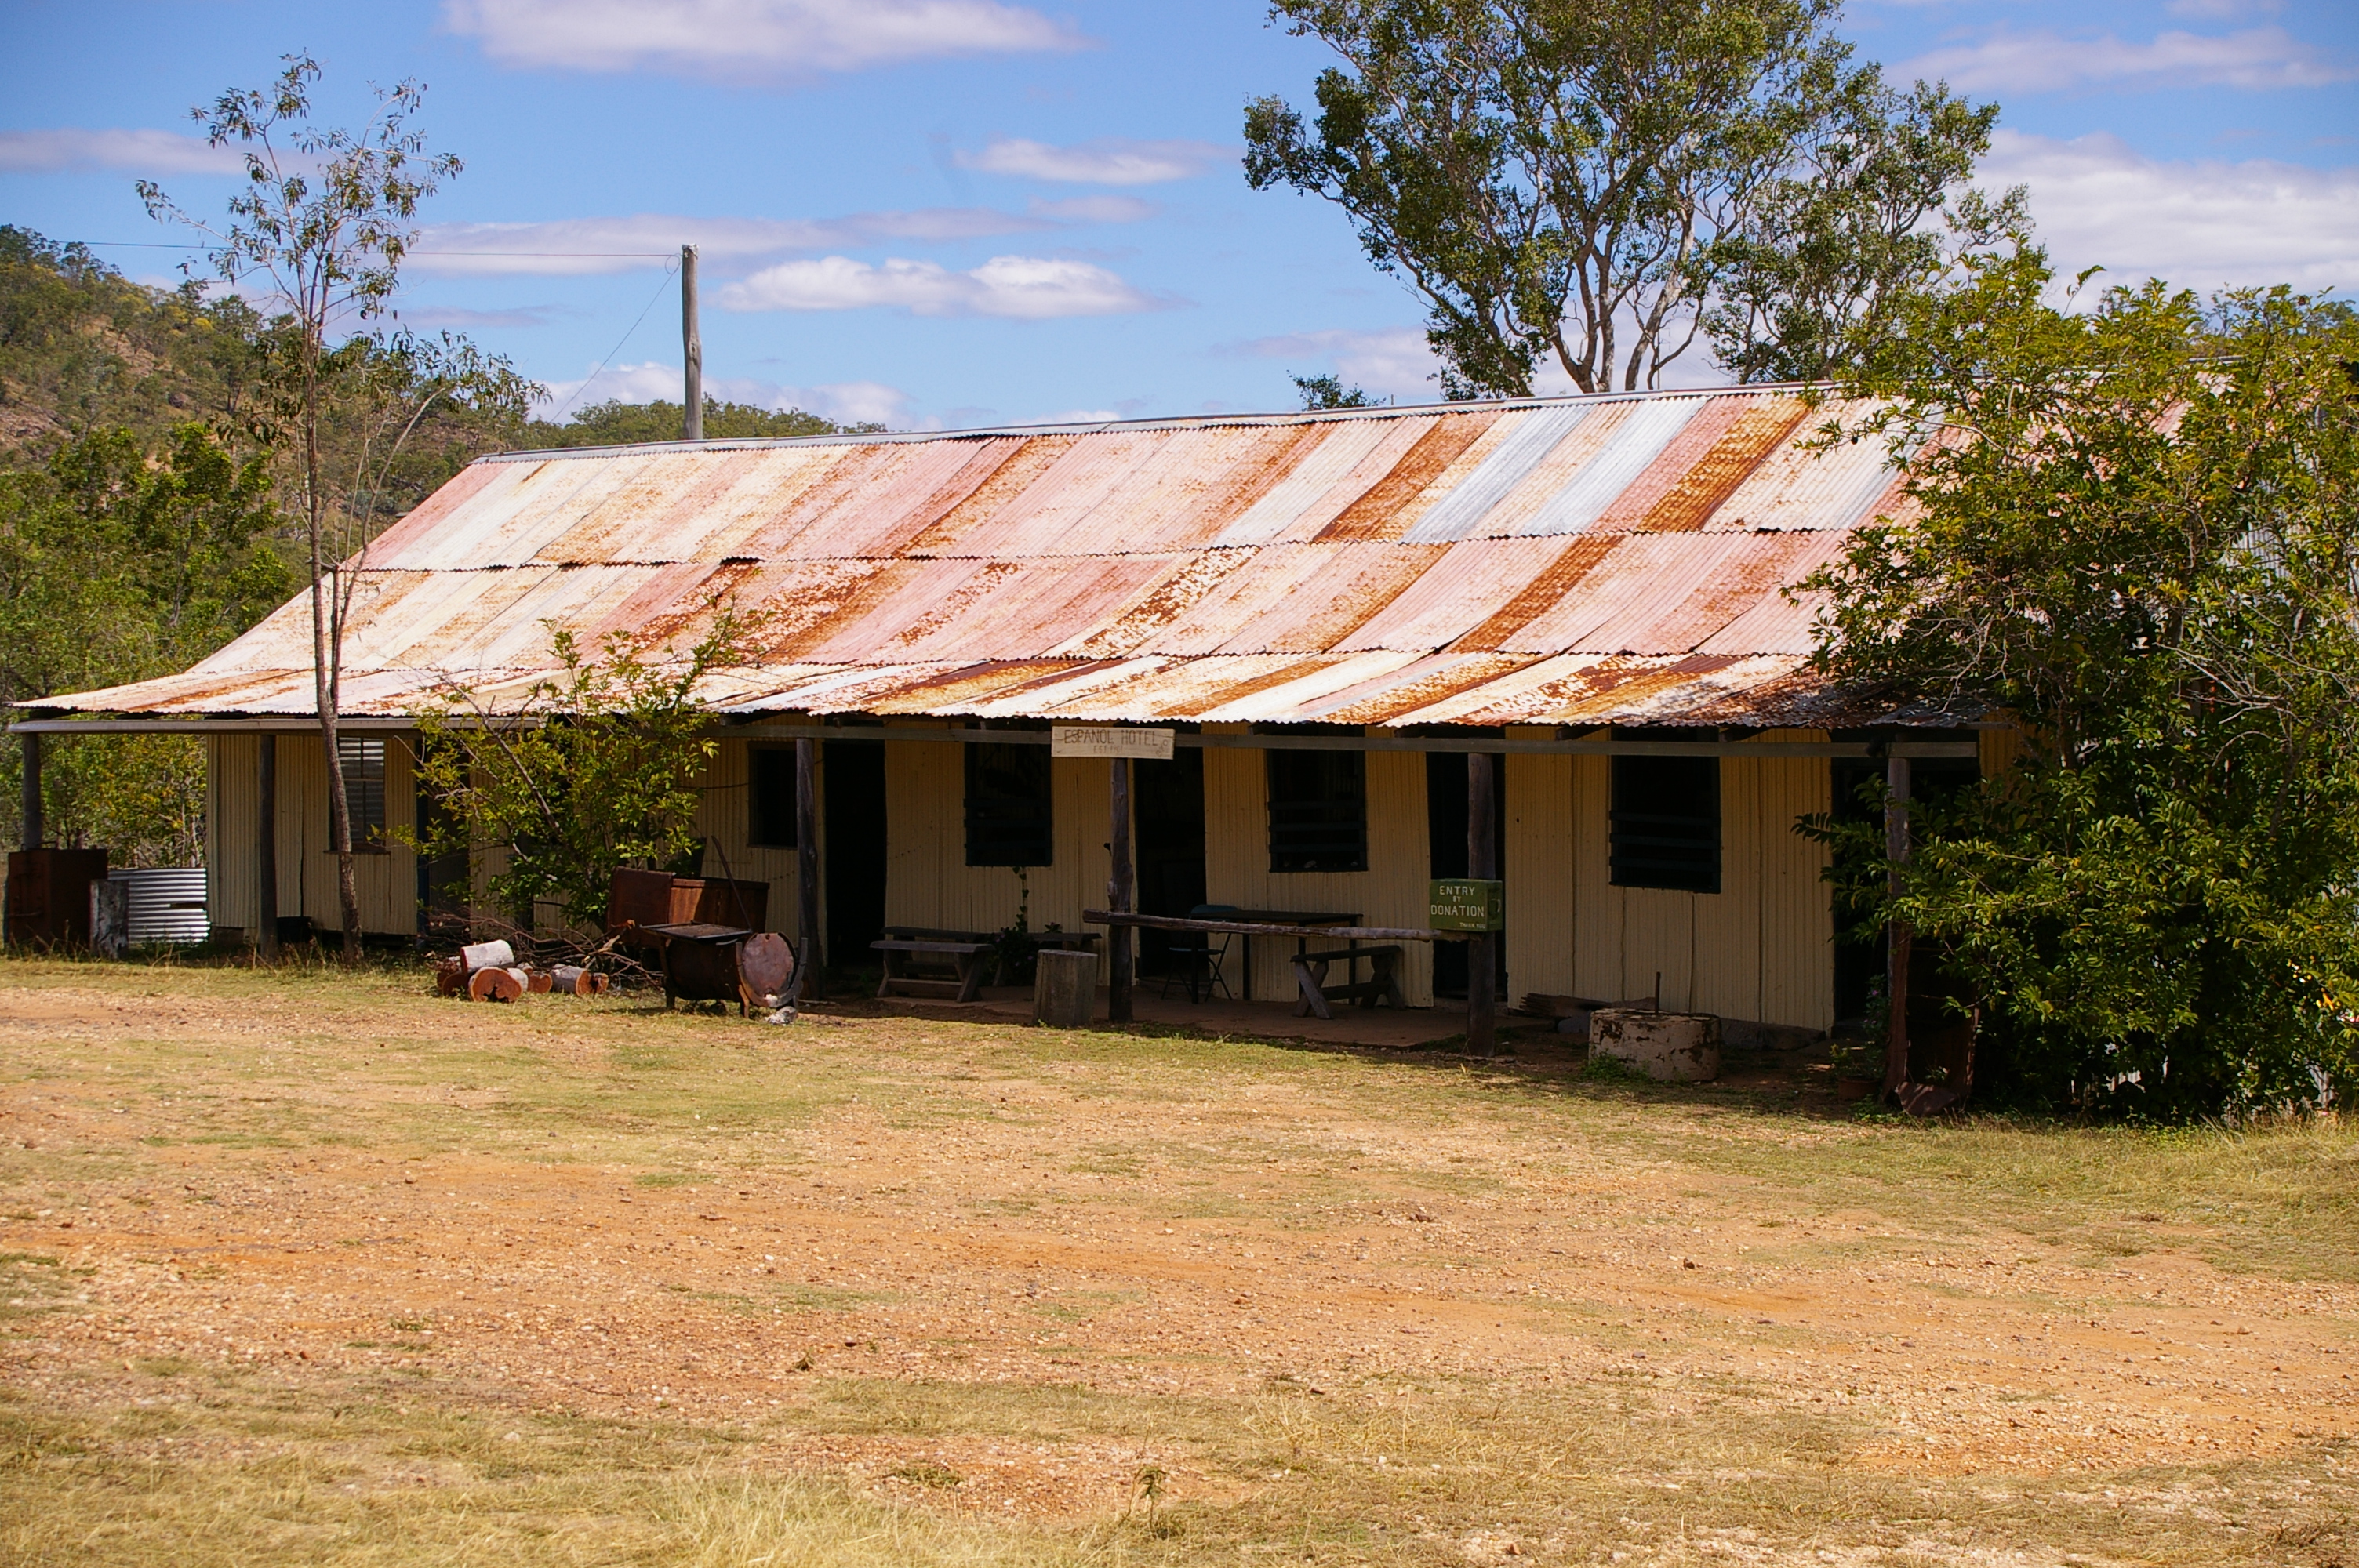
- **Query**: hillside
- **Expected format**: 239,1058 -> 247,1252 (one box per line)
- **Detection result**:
2,227 -> 878,464
0,227 -> 269,459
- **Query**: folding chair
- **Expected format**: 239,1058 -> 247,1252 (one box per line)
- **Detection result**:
1159,903 -> 1238,1003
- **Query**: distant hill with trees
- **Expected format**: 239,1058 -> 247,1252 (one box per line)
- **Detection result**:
0,225 -> 889,864
526,397 -> 881,448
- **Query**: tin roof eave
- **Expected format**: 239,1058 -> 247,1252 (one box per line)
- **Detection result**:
474,381 -> 1838,464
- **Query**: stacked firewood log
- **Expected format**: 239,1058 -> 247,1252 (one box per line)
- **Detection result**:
433,940 -> 610,1002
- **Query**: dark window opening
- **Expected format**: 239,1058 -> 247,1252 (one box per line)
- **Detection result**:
338,736 -> 387,848
825,740 -> 889,968
413,743 -> 468,932
1830,753 -> 1980,1025
1427,748 -> 1507,998
1610,754 -> 1719,893
748,745 -> 798,848
1267,748 -> 1366,873
1135,747 -> 1208,978
965,742 -> 1052,866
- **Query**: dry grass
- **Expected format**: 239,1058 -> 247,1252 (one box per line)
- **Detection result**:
1,955 -> 2354,1566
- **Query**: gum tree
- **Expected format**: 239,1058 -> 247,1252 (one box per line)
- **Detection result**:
1244,0 -> 2012,395
140,56 -> 525,956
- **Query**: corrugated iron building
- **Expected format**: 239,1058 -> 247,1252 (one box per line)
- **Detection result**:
32,387 -> 1997,1029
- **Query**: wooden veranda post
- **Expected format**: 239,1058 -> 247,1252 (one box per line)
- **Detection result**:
1883,751 -> 1912,1095
256,734 -> 278,960
1107,757 -> 1134,1023
18,731 -> 38,850
1467,751 -> 1497,1057
795,738 -> 820,1000
681,245 -> 702,441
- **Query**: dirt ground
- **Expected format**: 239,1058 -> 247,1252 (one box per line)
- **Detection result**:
1,960 -> 2354,1566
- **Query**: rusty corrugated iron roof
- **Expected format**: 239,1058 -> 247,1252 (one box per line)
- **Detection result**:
50,386 -> 1928,728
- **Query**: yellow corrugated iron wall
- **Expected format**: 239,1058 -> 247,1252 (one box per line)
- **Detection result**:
204,731 -> 419,937
205,733 -> 253,933
691,739 -> 806,948
1693,751 -> 1765,1021
878,733 -> 1113,950
1755,742 -> 1834,1028
1504,733 -> 1577,1001
1555,731 -> 1830,1028
1979,724 -> 2026,776
1200,728 -> 1436,1007
672,726 -> 1836,1023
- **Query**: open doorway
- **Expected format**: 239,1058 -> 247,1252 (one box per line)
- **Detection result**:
1427,749 -> 1507,1000
1132,747 -> 1206,977
1830,752 -> 1979,1029
823,740 -> 887,971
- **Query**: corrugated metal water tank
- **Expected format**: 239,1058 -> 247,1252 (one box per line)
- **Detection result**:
109,868 -> 208,945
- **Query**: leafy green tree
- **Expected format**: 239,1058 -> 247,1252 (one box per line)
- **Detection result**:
526,397 -> 878,448
409,607 -> 762,935
0,229 -> 532,877
1292,373 -> 1379,409
1243,0 -> 2006,395
140,56 -> 529,958
1808,249 -> 2359,1117
47,424 -> 289,661
0,422 -> 290,863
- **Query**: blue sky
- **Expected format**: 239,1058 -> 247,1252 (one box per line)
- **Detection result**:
3,0 -> 2353,430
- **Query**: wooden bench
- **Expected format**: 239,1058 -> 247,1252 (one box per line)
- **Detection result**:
872,938 -> 994,1002
1290,945 -> 1407,1020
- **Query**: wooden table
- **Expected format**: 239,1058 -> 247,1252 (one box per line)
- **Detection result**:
871,937 -> 993,1002
1290,944 -> 1407,1019
1214,910 -> 1359,1003
880,927 -> 1100,988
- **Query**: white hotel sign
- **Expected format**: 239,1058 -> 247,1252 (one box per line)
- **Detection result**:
1048,725 -> 1176,760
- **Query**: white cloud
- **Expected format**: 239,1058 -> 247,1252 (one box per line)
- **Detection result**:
1233,327 -> 1440,401
2165,0 -> 2281,18
1023,408 -> 1127,424
0,128 -> 243,176
1982,129 -> 2359,291
444,0 -> 1085,82
1234,321 -> 1731,402
1903,25 -> 2353,93
1026,194 -> 1160,224
535,359 -> 913,426
408,203 -> 1157,276
954,136 -> 1233,185
718,254 -> 1172,318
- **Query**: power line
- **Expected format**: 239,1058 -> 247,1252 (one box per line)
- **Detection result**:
543,260 -> 682,424
69,239 -> 677,258
66,237 -> 691,423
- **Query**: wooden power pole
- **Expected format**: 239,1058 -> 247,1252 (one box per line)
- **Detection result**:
1107,758 -> 1135,1023
795,738 -> 820,1001
1467,751 -> 1497,1057
681,245 -> 702,441
1883,750 -> 1913,1097
18,730 -> 39,851
256,734 -> 278,960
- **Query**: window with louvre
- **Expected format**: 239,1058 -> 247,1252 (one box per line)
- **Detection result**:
337,735 -> 388,848
1267,748 -> 1367,873
964,742 -> 1052,866
1608,754 -> 1720,893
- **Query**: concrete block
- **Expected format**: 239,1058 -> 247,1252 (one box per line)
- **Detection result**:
1591,1008 -> 1722,1082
